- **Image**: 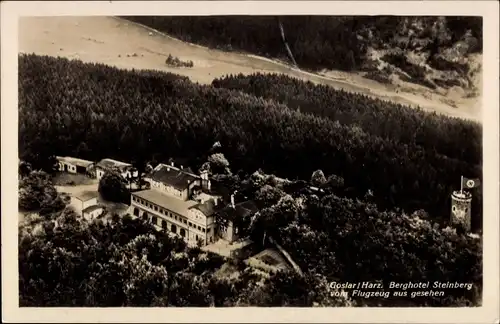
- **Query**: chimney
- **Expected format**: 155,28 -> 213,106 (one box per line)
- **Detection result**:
231,194 -> 235,208
171,161 -> 174,167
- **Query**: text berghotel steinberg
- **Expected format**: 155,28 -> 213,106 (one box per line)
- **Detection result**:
329,281 -> 473,290
327,281 -> 474,299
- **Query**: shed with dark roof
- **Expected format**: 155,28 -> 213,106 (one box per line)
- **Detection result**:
217,200 -> 258,222
189,198 -> 220,217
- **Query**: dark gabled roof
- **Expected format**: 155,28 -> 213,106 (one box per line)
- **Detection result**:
132,189 -> 198,217
189,198 -> 220,217
147,164 -> 199,190
217,200 -> 258,222
74,191 -> 99,202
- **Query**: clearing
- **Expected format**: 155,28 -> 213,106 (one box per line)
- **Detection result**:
19,16 -> 481,122
54,175 -> 129,217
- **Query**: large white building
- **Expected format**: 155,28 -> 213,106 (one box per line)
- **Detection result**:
130,162 -> 257,246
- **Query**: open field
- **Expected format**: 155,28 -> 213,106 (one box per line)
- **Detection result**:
55,180 -> 129,217
19,16 -> 481,122
53,172 -> 97,186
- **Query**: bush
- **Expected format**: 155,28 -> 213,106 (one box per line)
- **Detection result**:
428,54 -> 470,74
18,170 -> 66,215
98,168 -> 130,204
165,54 -> 194,68
381,53 -> 427,80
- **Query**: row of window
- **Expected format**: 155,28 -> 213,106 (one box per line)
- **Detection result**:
135,208 -> 211,236
151,181 -> 183,197
132,197 -> 206,233
142,212 -> 187,236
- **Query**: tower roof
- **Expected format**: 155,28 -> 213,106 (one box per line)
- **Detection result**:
452,190 -> 472,200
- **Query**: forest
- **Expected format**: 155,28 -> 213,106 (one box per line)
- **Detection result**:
212,73 -> 482,166
19,54 -> 482,230
18,54 -> 483,306
123,16 -> 482,72
124,16 -> 365,71
227,168 -> 482,306
18,166 -> 353,307
18,163 -> 482,307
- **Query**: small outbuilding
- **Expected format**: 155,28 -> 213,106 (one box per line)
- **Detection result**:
56,156 -> 95,176
96,158 -> 136,180
83,205 -> 105,220
71,191 -> 99,214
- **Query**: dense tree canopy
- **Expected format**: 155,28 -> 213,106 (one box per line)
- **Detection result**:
19,210 -> 225,306
19,54 -> 482,229
18,54 -> 483,307
18,169 -> 66,216
208,153 -> 231,175
274,193 -> 482,306
204,168 -> 482,307
98,168 -> 131,204
124,16 -> 366,71
123,16 -> 482,72
212,73 -> 482,166
19,207 -> 354,307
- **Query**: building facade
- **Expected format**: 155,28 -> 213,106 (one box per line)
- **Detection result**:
130,163 -> 220,246
130,162 -> 259,247
71,191 -> 99,215
83,205 -> 105,220
56,156 -> 94,176
96,158 -> 136,181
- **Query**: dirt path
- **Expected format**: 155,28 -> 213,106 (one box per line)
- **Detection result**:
19,16 -> 481,122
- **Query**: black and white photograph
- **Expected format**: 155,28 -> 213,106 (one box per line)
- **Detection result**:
2,1 -> 499,323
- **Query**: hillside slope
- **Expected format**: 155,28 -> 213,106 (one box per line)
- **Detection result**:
126,16 -> 483,119
19,16 -> 481,122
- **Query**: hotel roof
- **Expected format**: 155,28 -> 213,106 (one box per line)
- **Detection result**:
132,189 -> 198,217
147,163 -> 200,190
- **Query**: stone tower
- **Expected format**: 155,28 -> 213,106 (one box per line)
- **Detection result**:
450,190 -> 472,232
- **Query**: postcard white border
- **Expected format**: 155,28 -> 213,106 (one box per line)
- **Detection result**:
2,1 -> 499,323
